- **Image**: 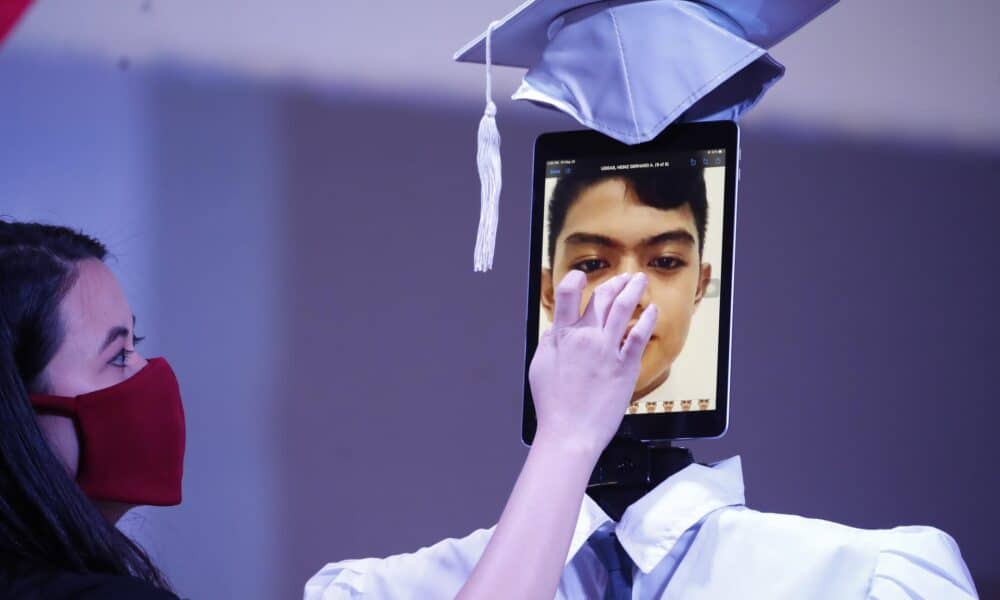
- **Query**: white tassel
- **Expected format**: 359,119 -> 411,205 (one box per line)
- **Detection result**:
474,22 -> 502,272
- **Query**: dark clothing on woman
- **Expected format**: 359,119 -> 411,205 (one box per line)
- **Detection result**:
0,569 -> 179,599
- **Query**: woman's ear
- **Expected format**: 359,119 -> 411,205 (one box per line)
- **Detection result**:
541,268 -> 556,322
694,263 -> 712,305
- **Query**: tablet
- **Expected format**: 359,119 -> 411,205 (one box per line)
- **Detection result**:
523,121 -> 738,444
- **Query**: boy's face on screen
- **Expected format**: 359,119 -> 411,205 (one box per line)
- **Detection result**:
542,178 -> 711,401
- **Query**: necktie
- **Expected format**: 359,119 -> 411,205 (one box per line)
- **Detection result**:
587,529 -> 635,600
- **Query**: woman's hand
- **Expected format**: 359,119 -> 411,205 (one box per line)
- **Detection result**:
529,270 -> 657,457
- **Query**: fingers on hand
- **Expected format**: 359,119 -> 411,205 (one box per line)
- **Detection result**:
621,303 -> 658,364
605,273 -> 648,341
552,270 -> 587,327
582,272 -> 631,326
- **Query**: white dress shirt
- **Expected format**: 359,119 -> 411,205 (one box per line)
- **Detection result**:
304,457 -> 978,599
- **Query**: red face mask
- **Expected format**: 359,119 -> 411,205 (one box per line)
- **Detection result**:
30,358 -> 185,506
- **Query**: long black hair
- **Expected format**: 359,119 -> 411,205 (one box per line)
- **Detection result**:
0,220 -> 170,588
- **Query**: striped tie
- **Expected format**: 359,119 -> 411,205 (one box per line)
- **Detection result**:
587,529 -> 634,600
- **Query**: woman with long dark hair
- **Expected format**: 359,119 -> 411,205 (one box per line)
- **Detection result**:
0,222 -> 178,597
0,220 -> 656,599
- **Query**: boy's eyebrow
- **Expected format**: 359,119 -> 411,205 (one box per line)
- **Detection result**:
642,230 -> 696,247
563,232 -> 622,248
563,229 -> 696,249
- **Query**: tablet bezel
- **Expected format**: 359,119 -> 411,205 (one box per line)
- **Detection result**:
523,121 -> 739,445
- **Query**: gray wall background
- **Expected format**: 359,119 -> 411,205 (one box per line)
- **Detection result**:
2,42 -> 998,600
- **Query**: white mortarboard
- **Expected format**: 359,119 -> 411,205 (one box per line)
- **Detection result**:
455,0 -> 837,271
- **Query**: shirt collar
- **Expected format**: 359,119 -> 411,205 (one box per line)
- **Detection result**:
566,455 -> 746,573
565,492 -> 614,567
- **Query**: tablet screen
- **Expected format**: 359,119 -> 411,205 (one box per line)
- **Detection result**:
538,149 -> 728,416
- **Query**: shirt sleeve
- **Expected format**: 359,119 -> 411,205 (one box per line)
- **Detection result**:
867,526 -> 978,599
303,527 -> 493,600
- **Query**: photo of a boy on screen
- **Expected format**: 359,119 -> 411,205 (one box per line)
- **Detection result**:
540,166 -> 718,414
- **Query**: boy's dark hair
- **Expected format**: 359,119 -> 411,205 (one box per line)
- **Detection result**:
547,168 -> 708,267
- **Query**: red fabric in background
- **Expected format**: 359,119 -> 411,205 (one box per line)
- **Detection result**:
0,0 -> 33,47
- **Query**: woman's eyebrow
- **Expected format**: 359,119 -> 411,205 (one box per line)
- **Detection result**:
99,326 -> 129,353
98,315 -> 136,353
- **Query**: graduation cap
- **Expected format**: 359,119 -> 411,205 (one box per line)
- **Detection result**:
455,0 -> 837,271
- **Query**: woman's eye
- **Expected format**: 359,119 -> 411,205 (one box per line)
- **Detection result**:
650,256 -> 685,270
109,348 -> 133,369
572,258 -> 610,274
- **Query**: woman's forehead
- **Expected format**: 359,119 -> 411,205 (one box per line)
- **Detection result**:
60,259 -> 132,344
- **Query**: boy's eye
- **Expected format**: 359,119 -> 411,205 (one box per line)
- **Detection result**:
572,258 -> 610,273
650,256 -> 685,270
